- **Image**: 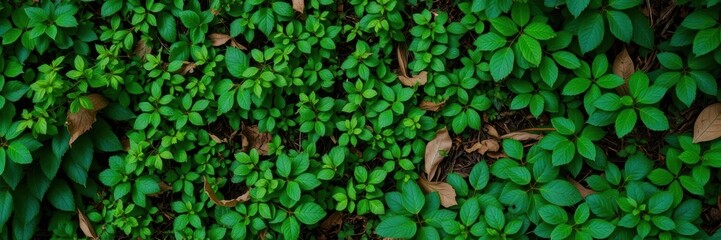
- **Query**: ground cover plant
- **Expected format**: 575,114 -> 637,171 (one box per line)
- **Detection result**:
3,0 -> 721,239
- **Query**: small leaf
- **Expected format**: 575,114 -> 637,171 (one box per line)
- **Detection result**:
418,176 -> 457,208
203,176 -> 251,207
419,100 -> 446,112
67,94 -> 108,146
613,47 -> 633,94
693,103 -> 721,143
133,39 -> 151,58
425,128 -> 452,180
465,139 -> 500,155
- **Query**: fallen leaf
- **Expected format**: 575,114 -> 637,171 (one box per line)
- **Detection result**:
178,61 -> 197,75
465,139 -> 500,155
203,176 -> 251,207
613,47 -> 633,95
487,152 -> 507,159
77,208 -> 98,240
320,212 -> 344,230
500,131 -> 543,141
567,176 -> 595,198
396,45 -> 409,77
148,182 -> 172,197
208,33 -> 232,46
418,176 -> 458,207
419,100 -> 446,112
292,0 -> 305,13
67,94 -> 108,146
134,39 -> 151,58
230,39 -> 248,50
209,133 -> 227,144
485,124 -> 500,138
693,103 -> 721,143
425,128 -> 452,180
398,71 -> 428,87
242,125 -> 272,155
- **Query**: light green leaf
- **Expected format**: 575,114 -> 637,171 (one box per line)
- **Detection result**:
376,216 -> 417,239
7,142 -> 32,164
693,28 -> 721,56
517,34 -> 542,66
615,108 -> 637,138
576,136 -> 596,159
490,47 -> 514,81
294,202 -> 326,224
552,140 -> 575,166
524,22 -> 556,40
639,107 -> 669,131
551,117 -> 576,135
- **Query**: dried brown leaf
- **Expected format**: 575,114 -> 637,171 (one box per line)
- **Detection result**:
77,208 -> 98,240
209,133 -> 227,144
230,39 -> 248,50
134,39 -> 151,58
321,212 -> 344,230
419,100 -> 446,112
499,131 -> 543,141
242,125 -> 272,155
613,47 -> 633,95
148,182 -> 172,197
177,61 -> 197,75
67,94 -> 108,146
567,176 -> 595,198
464,139 -> 500,155
203,176 -> 251,207
398,71 -> 428,87
425,128 -> 452,180
485,124 -> 500,138
693,103 -> 721,143
397,45 -> 409,77
418,176 -> 458,207
486,152 -> 506,159
208,33 -> 232,46
292,0 -> 305,13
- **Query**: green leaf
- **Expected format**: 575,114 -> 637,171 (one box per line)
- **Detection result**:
608,0 -> 642,9
552,140 -> 575,166
639,107 -> 669,131
47,180 -> 75,211
652,215 -> 676,231
251,8 -> 275,37
693,28 -> 721,56
402,181 -> 425,214
7,142 -> 32,164
490,47 -> 514,81
552,51 -> 581,69
25,7 -> 48,23
578,13 -> 604,54
101,0 -> 123,16
540,57 -> 559,86
2,28 -> 22,45
529,94 -> 544,117
469,162 -> 490,190
567,0 -> 590,17
648,191 -> 673,214
294,202 -> 326,224
179,10 -> 200,27
517,34 -> 542,66
676,75 -> 697,107
226,47 -> 248,78
551,117 -> 576,135
135,176 -> 160,195
615,108 -> 637,138
286,181 -> 301,201
475,32 -> 507,51
524,22 -> 556,40
485,206 -> 505,230
158,13 -> 177,42
538,205 -> 568,225
637,86 -> 667,104
540,180 -> 582,206
606,10 -> 633,42
586,219 -> 615,239
489,17 -> 518,37
460,198 -> 480,225
551,224 -> 573,240
502,139 -> 524,160
3,59 -> 23,77
562,78 -> 591,96
376,216 -> 417,239
681,10 -> 718,30
680,176 -> 704,195
506,167 -> 531,185
55,14 -> 78,28
0,190 -> 12,228
657,52 -> 684,70
596,74 -> 625,89
281,217 -> 300,240
378,109 -> 393,129
576,136 -> 596,159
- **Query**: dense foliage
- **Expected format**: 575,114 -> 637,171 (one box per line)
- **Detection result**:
1,0 -> 721,239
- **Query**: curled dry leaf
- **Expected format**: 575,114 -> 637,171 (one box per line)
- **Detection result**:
292,0 -> 305,13
133,39 -> 151,58
67,94 -> 108,146
396,44 -> 409,77
77,208 -> 98,240
425,127 -> 452,180
567,176 -> 595,198
208,33 -> 232,46
693,103 -> 721,143
178,61 -> 197,75
613,47 -> 634,95
320,212 -> 344,230
398,71 -> 428,87
418,176 -> 458,208
148,182 -> 172,197
500,131 -> 543,141
465,139 -> 500,155
203,176 -> 251,207
485,124 -> 500,138
419,100 -> 446,112
209,133 -> 227,144
230,40 -> 248,50
242,125 -> 272,155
